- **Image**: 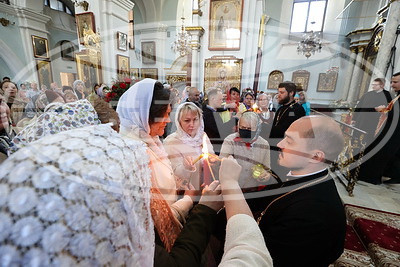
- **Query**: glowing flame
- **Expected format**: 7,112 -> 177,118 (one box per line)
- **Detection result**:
252,103 -> 258,111
202,134 -> 209,159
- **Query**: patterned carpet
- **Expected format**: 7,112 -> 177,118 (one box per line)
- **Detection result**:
333,204 -> 400,266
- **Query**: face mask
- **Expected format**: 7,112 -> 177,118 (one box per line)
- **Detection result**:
239,128 -> 257,140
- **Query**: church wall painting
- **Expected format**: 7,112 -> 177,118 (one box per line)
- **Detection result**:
32,35 -> 49,60
141,41 -> 156,64
117,55 -> 130,80
36,60 -> 53,90
117,31 -> 128,51
130,68 -> 139,80
209,0 -> 243,51
317,71 -> 338,92
75,50 -> 102,89
267,70 -> 284,90
76,12 -> 96,45
291,70 -> 310,91
203,56 -> 243,93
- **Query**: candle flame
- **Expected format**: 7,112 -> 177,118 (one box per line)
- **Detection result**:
202,134 -> 209,159
252,103 -> 258,110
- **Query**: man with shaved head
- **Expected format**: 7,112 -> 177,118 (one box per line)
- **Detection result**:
248,115 -> 346,267
186,86 -> 202,108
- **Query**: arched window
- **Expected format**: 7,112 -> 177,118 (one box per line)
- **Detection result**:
290,0 -> 327,33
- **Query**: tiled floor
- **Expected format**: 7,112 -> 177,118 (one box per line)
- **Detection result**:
334,178 -> 400,214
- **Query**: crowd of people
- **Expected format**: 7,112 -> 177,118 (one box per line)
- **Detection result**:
0,72 -> 398,266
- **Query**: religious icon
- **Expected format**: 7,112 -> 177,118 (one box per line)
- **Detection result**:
141,41 -> 156,64
76,49 -> 102,89
292,70 -> 310,91
32,35 -> 49,59
204,56 -> 243,93
209,0 -> 243,50
36,60 -> 53,89
60,41 -> 75,61
117,31 -> 128,51
76,12 -> 96,45
267,70 -> 284,89
117,55 -> 130,80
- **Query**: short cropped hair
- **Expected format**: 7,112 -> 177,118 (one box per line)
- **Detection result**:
278,81 -> 297,96
298,116 -> 345,162
207,88 -> 222,100
373,78 -> 385,85
229,87 -> 240,95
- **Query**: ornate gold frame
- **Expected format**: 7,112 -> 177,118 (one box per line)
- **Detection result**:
204,56 -> 243,93
75,49 -> 102,88
209,0 -> 243,50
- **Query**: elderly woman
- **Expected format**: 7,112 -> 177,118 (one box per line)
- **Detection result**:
164,102 -> 215,190
220,111 -> 272,189
73,79 -> 88,99
117,79 -> 222,259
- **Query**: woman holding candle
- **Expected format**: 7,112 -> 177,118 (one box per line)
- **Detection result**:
220,111 -> 273,189
164,102 -> 215,190
117,79 -> 223,263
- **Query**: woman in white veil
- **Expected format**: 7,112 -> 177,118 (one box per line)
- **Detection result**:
117,79 -> 223,264
164,102 -> 215,190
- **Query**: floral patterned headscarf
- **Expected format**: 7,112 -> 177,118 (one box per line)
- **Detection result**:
10,99 -> 100,153
0,124 -> 154,266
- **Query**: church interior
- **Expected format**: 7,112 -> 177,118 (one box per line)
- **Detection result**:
0,0 -> 400,265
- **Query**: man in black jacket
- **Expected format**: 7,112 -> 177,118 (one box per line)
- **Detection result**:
250,116 -> 346,266
353,78 -> 392,147
269,81 -> 305,177
203,88 -> 235,154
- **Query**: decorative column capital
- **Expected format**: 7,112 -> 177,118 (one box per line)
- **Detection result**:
185,26 -> 205,36
358,45 -> 366,53
350,47 -> 357,53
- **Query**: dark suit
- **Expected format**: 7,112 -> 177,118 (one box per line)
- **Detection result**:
353,90 -> 392,145
202,105 -> 235,154
249,169 -> 346,267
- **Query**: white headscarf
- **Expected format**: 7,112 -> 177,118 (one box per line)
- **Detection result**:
175,102 -> 205,149
0,124 -> 154,266
117,79 -> 169,159
117,78 -> 156,134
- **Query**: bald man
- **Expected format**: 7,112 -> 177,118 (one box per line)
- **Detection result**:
186,86 -> 202,108
247,116 -> 346,267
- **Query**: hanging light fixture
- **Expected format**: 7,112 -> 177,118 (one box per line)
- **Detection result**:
171,16 -> 192,57
297,30 -> 322,59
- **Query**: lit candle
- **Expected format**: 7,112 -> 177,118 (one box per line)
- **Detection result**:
252,103 -> 259,112
200,134 -> 216,185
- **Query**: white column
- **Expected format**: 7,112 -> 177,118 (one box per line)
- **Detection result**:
341,47 -> 357,100
347,46 -> 365,104
371,0 -> 400,81
186,27 -> 204,89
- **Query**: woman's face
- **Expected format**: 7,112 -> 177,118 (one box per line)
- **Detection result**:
257,95 -> 268,109
244,94 -> 254,106
180,110 -> 200,137
2,82 -> 17,98
76,83 -> 85,92
149,104 -> 171,137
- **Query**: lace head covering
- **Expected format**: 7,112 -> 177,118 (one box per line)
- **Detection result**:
10,99 -> 100,153
174,102 -> 205,149
117,78 -> 156,134
0,124 -> 154,265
